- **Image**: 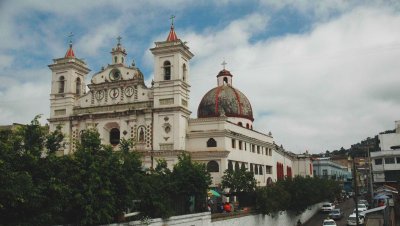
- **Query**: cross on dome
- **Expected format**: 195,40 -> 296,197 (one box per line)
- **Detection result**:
221,60 -> 227,70
170,15 -> 175,26
117,36 -> 122,45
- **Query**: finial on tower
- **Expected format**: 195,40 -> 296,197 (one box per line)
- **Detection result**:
65,32 -> 75,58
166,15 -> 178,41
117,36 -> 122,45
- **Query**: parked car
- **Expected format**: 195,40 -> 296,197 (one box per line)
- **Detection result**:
328,208 -> 343,220
347,213 -> 365,225
322,218 -> 337,226
321,202 -> 335,213
353,203 -> 368,213
358,199 -> 369,209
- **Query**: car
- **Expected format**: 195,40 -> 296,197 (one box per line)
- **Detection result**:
358,199 -> 369,208
322,219 -> 337,226
347,213 -> 365,225
353,203 -> 367,213
321,202 -> 335,213
328,208 -> 343,220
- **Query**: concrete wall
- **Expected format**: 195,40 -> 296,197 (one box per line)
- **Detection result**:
113,203 -> 321,226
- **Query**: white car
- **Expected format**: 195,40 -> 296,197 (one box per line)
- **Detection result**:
347,213 -> 365,225
322,219 -> 337,226
321,203 -> 335,213
353,203 -> 367,213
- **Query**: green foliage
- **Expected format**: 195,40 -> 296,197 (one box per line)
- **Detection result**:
256,176 -> 341,215
221,168 -> 257,193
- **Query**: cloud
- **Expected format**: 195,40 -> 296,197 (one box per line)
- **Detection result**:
187,7 -> 400,152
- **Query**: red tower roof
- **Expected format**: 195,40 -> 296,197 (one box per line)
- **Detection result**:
65,44 -> 75,58
166,25 -> 178,42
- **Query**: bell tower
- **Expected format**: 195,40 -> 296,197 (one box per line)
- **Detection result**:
48,34 -> 90,152
150,17 -> 194,152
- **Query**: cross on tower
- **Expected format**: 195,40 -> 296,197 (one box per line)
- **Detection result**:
170,15 -> 175,26
221,60 -> 227,70
117,36 -> 122,45
68,32 -> 74,46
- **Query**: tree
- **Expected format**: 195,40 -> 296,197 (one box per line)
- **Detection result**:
221,168 -> 256,193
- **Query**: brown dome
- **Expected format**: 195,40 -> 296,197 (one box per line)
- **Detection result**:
197,85 -> 254,121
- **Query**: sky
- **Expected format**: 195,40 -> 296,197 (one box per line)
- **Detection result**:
1,0 -> 400,154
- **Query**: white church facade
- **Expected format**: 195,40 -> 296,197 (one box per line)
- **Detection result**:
48,22 -> 311,186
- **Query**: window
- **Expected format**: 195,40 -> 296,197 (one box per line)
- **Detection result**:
267,177 -> 273,186
182,64 -> 187,81
375,158 -> 382,165
207,161 -> 219,172
110,128 -> 120,145
238,141 -> 242,150
246,123 -> 249,129
265,165 -> 272,174
223,77 -> 228,84
397,157 -> 400,164
58,76 -> 65,93
238,122 -> 243,127
207,138 -> 217,147
322,169 -> 328,176
257,146 -> 260,154
235,162 -> 240,171
163,61 -> 171,80
122,57 -> 124,64
250,163 -> 253,173
385,158 -> 395,164
114,56 -> 118,63
241,162 -> 246,170
244,142 -> 247,151
76,78 -> 81,95
228,160 -> 233,171
254,164 -> 259,175
231,139 -> 236,149
252,144 -> 255,152
259,165 -> 263,175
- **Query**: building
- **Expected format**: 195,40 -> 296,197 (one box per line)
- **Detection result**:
313,157 -> 351,181
48,21 -> 310,186
371,120 -> 400,185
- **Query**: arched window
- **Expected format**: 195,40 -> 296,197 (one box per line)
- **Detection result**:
138,127 -> 145,142
207,138 -> 217,147
207,161 -> 219,172
58,76 -> 65,93
110,128 -> 120,145
76,77 -> 81,95
238,122 -> 243,127
163,61 -> 171,80
228,160 -> 233,171
121,57 -> 124,64
246,123 -> 249,129
223,77 -> 228,84
235,162 -> 240,171
114,56 -> 118,63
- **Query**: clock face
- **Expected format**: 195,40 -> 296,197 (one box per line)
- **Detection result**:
109,88 -> 119,99
125,86 -> 134,97
95,90 -> 104,100
109,69 -> 121,81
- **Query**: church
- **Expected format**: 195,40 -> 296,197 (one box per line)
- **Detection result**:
48,21 -> 312,186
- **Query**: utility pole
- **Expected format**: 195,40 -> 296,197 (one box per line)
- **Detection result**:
352,155 -> 359,226
368,147 -> 374,203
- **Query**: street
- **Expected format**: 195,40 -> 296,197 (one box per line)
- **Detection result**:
303,198 -> 356,226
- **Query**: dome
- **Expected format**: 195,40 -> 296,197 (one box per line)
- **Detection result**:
197,69 -> 253,121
